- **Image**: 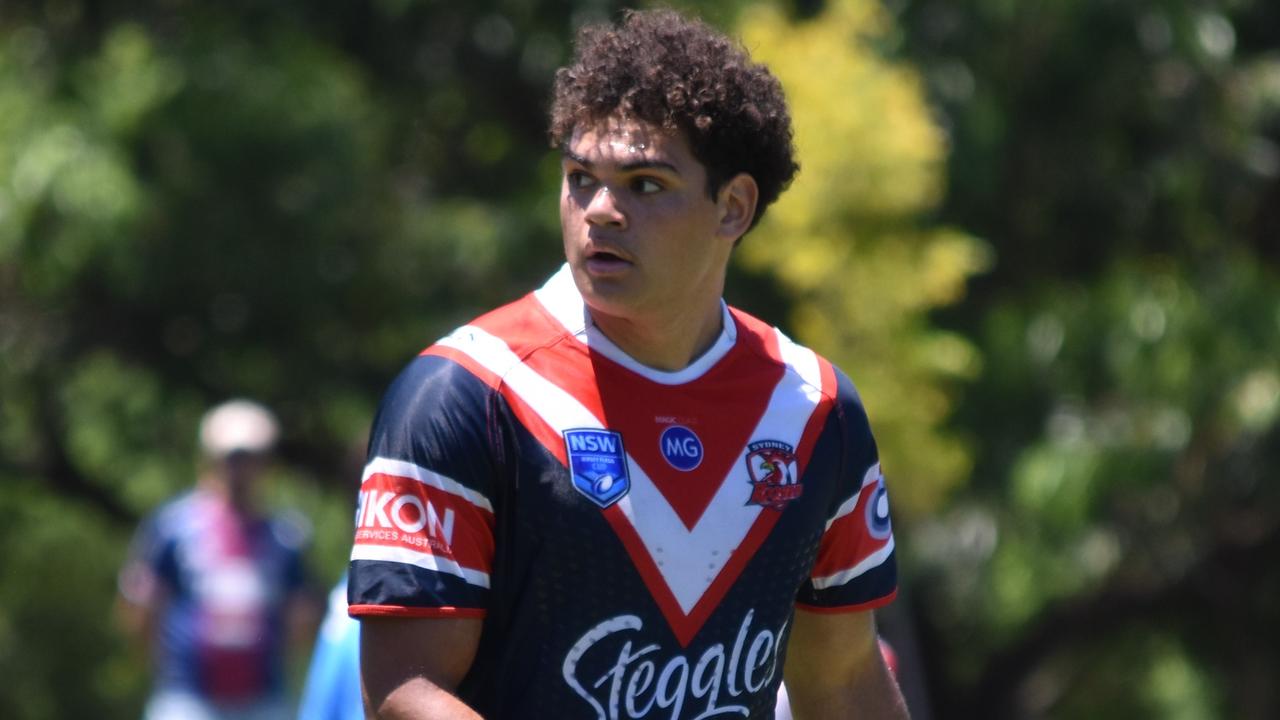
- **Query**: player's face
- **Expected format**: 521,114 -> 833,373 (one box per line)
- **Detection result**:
559,116 -> 736,329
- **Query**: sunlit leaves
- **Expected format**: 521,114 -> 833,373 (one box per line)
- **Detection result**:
59,352 -> 199,511
0,33 -> 145,294
80,24 -> 184,136
736,0 -> 989,518
935,249 -> 1280,711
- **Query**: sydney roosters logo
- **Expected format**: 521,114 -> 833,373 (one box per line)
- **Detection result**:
744,440 -> 802,510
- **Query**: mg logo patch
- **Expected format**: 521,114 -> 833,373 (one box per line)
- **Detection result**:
564,429 -> 631,508
744,440 -> 802,511
659,425 -> 703,471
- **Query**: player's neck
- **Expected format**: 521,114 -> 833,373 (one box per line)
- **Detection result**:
588,297 -> 725,372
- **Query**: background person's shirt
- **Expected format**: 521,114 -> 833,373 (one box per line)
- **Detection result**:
122,490 -> 309,703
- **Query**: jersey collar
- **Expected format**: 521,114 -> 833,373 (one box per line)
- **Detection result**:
533,263 -> 737,385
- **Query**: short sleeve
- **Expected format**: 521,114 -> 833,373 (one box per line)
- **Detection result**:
347,353 -> 501,619
796,369 -> 898,612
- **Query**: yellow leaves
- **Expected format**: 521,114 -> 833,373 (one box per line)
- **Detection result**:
921,229 -> 994,306
741,0 -> 944,228
733,0 -> 991,518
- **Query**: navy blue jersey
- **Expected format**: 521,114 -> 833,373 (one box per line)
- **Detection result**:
121,491 -> 308,702
348,265 -> 897,719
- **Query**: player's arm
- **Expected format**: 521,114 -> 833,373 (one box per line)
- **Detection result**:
360,616 -> 484,720
351,353 -> 504,720
783,609 -> 908,719
787,366 -> 906,717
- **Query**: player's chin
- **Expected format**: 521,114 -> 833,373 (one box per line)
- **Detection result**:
579,282 -> 643,320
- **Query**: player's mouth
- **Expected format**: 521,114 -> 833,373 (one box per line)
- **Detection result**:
584,248 -> 633,275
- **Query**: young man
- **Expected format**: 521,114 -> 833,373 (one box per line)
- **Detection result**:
349,10 -> 909,719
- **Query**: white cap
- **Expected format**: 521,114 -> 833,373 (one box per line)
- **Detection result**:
199,399 -> 279,459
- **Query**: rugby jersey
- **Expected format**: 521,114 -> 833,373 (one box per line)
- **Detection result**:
348,264 -> 897,719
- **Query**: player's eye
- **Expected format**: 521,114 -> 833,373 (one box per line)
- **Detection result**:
632,177 -> 663,194
567,171 -> 596,189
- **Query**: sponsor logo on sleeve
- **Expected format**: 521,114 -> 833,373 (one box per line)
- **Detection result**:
744,440 -> 802,511
564,429 -> 631,508
355,475 -> 459,556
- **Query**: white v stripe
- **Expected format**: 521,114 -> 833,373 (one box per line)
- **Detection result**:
811,536 -> 895,590
437,326 -> 600,430
438,322 -> 826,616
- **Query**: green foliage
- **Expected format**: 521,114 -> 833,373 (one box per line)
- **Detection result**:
0,3 -> 577,716
0,485 -> 144,719
896,0 -> 1280,716
932,253 -> 1280,630
1026,630 -> 1225,720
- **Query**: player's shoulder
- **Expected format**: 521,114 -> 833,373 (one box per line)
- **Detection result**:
369,291 -> 573,453
464,289 -> 568,348
727,304 -> 862,404
426,291 -> 573,376
379,291 -> 555,391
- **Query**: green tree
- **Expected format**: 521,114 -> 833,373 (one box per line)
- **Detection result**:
895,0 -> 1280,717
0,2 -> 586,716
735,0 -> 988,521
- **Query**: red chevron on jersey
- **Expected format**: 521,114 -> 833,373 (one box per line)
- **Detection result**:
457,300 -> 787,528
423,272 -> 838,646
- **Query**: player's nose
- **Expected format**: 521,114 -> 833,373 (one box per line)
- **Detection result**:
585,186 -> 626,229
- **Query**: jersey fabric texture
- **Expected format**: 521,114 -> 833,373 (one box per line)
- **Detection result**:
123,490 -> 309,704
348,264 -> 898,720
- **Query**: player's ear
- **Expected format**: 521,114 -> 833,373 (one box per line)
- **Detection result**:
715,173 -> 758,244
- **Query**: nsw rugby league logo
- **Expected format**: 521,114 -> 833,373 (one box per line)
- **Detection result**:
564,428 -> 631,508
744,440 -> 802,510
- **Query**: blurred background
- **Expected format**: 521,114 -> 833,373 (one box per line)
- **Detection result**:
0,0 -> 1277,718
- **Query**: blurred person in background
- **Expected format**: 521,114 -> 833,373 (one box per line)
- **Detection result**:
117,399 -> 317,720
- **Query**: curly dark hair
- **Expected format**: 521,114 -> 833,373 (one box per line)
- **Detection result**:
549,8 -> 798,230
